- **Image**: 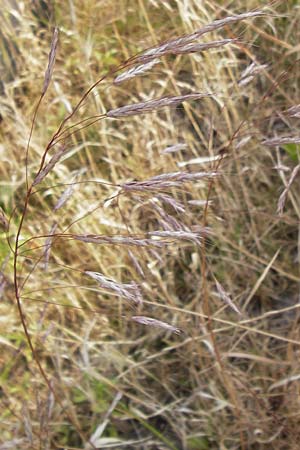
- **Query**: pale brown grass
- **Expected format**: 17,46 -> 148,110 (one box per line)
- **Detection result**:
0,1 -> 300,449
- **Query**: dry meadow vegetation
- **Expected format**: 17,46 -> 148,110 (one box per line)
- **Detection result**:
0,0 -> 300,449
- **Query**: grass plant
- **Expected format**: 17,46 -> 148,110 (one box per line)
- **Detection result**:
0,1 -> 300,449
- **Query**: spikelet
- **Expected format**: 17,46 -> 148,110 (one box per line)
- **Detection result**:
132,316 -> 181,334
85,271 -> 142,304
107,93 -> 211,118
42,27 -> 59,95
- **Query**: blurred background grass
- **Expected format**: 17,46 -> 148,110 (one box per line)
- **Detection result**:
0,1 -> 300,449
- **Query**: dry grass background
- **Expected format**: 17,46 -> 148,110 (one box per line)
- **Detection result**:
0,0 -> 300,449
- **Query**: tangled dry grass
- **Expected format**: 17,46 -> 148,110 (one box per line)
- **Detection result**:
0,1 -> 300,449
